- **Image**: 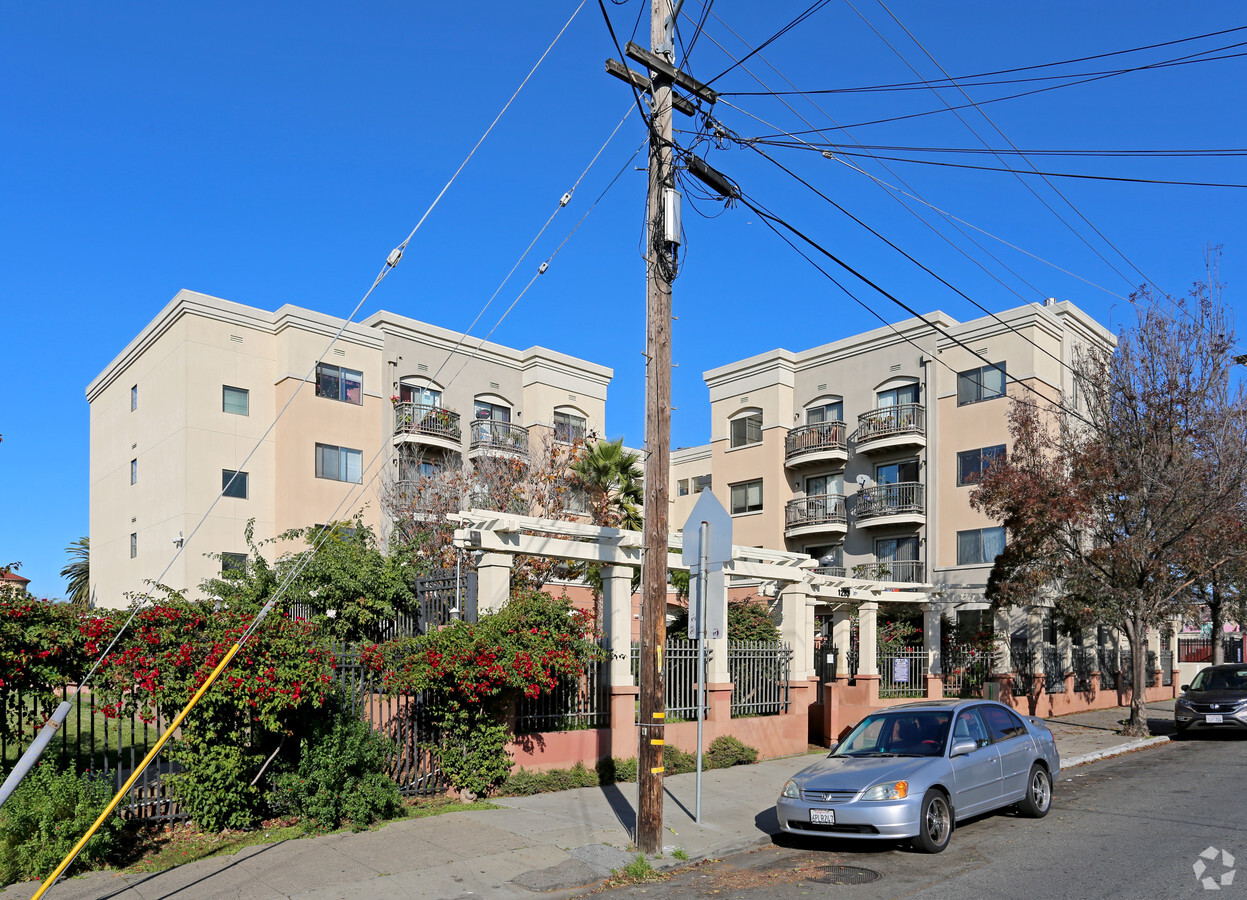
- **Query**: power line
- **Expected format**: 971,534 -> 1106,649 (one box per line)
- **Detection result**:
755,144 -> 1247,188
704,0 -> 834,84
848,0 -> 1154,292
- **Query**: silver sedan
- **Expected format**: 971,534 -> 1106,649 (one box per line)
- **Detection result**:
777,700 -> 1060,852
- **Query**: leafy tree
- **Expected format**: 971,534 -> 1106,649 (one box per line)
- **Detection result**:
60,537 -> 91,608
669,598 -> 779,642
972,279 -> 1247,734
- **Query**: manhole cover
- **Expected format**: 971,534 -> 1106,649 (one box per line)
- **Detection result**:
807,865 -> 881,885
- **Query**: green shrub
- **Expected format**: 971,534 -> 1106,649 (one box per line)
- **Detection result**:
0,764 -> 123,886
168,741 -> 264,833
501,762 -> 600,796
705,735 -> 759,769
268,698 -> 401,832
602,756 -> 637,783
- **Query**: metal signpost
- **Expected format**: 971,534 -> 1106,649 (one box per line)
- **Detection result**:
681,490 -> 731,823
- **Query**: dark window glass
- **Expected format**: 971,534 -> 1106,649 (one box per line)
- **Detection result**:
315,363 -> 362,405
957,445 -> 1006,486
130,533 -> 137,558
222,469 -> 249,499
221,552 -> 247,574
957,526 -> 1006,565
957,363 -> 1007,405
554,411 -> 586,444
730,479 -> 763,514
979,704 -> 1027,742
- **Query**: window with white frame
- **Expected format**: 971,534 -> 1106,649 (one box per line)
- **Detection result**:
222,469 -> 249,499
223,385 -> 249,416
316,363 -> 362,405
729,410 -> 762,448
957,362 -> 1006,406
730,478 -> 763,514
315,443 -> 363,484
131,385 -> 137,411
956,526 -> 1006,565
877,383 -> 918,407
554,410 -> 586,444
677,479 -> 690,496
957,445 -> 1006,486
130,533 -> 137,558
131,459 -> 137,485
806,401 -> 843,424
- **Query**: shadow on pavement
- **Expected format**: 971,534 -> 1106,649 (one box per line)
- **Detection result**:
597,780 -> 637,842
94,839 -> 288,900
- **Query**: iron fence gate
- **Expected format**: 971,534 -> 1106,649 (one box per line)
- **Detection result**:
1042,644 -> 1065,693
878,646 -> 926,698
941,643 -> 991,698
1160,651 -> 1174,686
1098,646 -> 1119,691
1071,647 -> 1097,692
1011,636 -> 1035,695
728,641 -> 792,716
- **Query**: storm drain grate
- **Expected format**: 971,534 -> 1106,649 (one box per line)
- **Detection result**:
808,865 -> 881,885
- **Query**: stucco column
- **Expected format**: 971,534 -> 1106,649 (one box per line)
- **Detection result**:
475,552 -> 512,614
1027,607 -> 1044,680
779,583 -> 813,682
857,601 -> 879,677
993,608 -> 1012,673
602,565 -> 634,689
1147,626 -> 1162,687
705,567 -> 730,686
923,602 -> 943,676
831,608 -> 852,677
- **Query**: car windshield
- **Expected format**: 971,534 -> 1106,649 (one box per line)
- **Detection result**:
1190,667 -> 1247,692
833,711 -> 952,758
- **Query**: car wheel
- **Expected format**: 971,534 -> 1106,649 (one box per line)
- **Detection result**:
1017,764 -> 1052,818
911,789 -> 953,853
1173,720 -> 1190,737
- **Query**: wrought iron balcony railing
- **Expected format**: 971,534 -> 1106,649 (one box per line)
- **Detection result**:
785,421 -> 847,461
856,403 -> 925,444
784,493 -> 847,530
393,402 -> 461,442
856,482 -> 924,520
850,559 -> 924,583
469,420 -> 529,455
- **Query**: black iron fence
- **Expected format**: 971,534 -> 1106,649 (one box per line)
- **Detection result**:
1098,646 -> 1119,691
1178,636 -> 1246,664
1042,644 -> 1065,693
878,646 -> 926,698
728,641 -> 792,717
1072,647 -> 1097,692
941,643 -> 992,698
514,651 -> 610,734
632,640 -> 710,721
1011,636 -> 1035,695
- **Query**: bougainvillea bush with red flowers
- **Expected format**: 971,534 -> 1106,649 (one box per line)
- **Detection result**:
0,595 -> 93,743
362,588 -> 605,797
87,597 -> 337,831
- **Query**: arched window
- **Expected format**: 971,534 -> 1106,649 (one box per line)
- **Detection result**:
729,407 -> 763,448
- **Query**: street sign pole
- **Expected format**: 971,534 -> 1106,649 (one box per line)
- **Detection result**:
695,520 -> 708,823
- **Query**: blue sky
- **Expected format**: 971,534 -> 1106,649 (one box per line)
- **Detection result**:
3,2 -> 1244,599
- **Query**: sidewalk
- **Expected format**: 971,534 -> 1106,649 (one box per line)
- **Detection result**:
2,700 -> 1177,900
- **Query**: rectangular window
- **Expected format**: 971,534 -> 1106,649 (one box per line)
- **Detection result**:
806,474 -> 843,496
130,533 -> 137,558
875,459 -> 919,484
131,385 -> 138,411
956,526 -> 1006,565
677,479 -> 689,497
729,413 -> 762,448
315,443 -> 363,483
876,384 -> 918,407
474,400 -> 510,422
730,478 -> 763,514
957,445 -> 1006,486
222,469 -> 249,499
221,552 -> 247,574
957,362 -> 1007,406
223,385 -> 250,416
806,402 -> 843,424
554,411 -> 586,444
315,363 -> 362,404
564,486 -> 590,515
130,459 -> 137,485
694,474 -> 712,493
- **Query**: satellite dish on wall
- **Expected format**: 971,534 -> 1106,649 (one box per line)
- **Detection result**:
856,473 -> 870,488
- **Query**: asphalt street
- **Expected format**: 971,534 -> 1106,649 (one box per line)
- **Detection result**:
591,729 -> 1247,900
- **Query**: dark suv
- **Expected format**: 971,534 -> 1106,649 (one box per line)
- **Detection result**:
1174,664 -> 1247,733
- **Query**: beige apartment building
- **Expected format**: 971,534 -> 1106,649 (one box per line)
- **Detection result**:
671,298 -> 1113,630
87,290 -> 612,608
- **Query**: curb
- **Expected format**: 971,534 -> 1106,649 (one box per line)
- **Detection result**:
1062,734 -> 1170,768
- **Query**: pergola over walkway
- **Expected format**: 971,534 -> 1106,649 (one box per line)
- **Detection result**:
448,509 -> 946,689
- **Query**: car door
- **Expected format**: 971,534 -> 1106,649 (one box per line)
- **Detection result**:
978,704 -> 1033,802
947,707 -> 1003,818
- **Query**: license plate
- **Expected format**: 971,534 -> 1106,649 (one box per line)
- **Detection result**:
1206,714 -> 1224,724
811,809 -> 836,825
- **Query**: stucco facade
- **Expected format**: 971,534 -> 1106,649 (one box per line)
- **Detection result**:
87,290 -> 613,608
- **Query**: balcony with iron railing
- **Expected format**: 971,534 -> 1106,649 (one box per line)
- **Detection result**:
813,565 -> 846,578
854,403 -> 926,454
784,493 -> 847,540
393,403 -> 462,453
855,481 -> 925,528
850,559 -> 924,584
468,420 -> 529,461
784,421 -> 848,469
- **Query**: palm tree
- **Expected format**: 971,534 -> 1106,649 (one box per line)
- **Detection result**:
61,536 -> 91,607
573,438 -> 643,530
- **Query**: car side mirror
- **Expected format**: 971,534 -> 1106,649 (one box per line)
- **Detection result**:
951,740 -> 977,758
1180,684 -> 1189,692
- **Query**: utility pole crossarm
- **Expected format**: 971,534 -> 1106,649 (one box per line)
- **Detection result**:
604,59 -> 697,116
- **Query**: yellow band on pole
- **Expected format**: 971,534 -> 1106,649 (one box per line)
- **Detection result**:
31,641 -> 245,900
649,738 -> 664,745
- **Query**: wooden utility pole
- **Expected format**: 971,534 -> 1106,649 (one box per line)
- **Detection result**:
637,0 -> 675,858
